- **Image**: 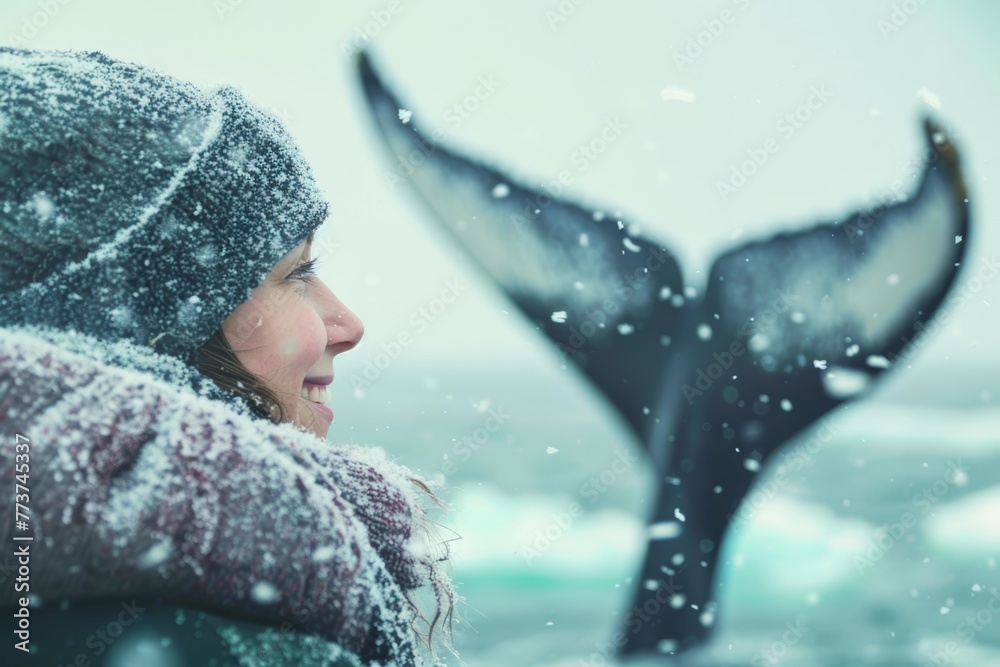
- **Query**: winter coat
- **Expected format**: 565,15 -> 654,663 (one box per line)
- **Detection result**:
0,324 -> 453,666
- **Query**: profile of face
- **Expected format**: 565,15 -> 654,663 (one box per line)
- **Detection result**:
220,231 -> 364,439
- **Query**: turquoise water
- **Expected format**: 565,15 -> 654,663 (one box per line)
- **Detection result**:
332,360 -> 1000,666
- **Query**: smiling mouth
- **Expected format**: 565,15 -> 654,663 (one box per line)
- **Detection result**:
300,384 -> 330,403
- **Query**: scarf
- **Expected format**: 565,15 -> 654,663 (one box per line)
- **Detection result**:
0,325 -> 455,666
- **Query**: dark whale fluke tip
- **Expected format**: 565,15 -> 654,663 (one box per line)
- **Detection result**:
356,49 -> 373,78
920,115 -> 967,203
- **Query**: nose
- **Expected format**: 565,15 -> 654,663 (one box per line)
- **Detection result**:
314,279 -> 364,354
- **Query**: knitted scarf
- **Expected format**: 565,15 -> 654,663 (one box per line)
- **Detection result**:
0,325 -> 455,666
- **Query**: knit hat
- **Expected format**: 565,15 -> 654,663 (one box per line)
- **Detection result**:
0,47 -> 329,370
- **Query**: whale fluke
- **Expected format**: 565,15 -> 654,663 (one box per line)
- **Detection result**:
356,50 -> 970,657
357,52 -> 685,446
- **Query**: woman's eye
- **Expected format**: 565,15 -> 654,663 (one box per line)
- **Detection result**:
287,257 -> 320,283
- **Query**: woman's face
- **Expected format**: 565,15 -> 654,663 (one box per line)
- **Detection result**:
220,233 -> 364,439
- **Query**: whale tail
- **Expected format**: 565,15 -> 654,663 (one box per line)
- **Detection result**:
356,50 -> 971,657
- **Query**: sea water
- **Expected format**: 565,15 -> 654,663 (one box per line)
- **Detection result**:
335,359 -> 1000,666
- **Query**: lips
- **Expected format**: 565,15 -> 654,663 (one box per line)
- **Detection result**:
302,375 -> 334,420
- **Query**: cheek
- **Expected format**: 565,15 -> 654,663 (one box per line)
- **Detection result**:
224,298 -> 267,350
224,293 -> 326,379
273,305 -> 327,366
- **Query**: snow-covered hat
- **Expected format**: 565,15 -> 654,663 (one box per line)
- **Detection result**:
0,47 -> 328,367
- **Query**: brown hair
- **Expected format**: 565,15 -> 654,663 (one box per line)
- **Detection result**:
196,327 -> 289,424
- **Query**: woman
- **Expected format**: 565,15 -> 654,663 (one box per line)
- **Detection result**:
0,47 -> 454,666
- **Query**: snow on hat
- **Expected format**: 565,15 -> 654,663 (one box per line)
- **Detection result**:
0,46 -> 329,368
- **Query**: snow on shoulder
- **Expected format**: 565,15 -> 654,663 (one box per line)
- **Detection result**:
0,325 -> 451,665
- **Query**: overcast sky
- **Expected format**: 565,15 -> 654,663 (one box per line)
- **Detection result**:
3,0 -> 997,387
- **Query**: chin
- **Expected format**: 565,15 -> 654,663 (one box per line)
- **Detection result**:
308,420 -> 330,439
291,401 -> 332,439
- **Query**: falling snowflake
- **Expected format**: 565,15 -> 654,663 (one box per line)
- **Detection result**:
137,541 -> 172,570
822,366 -> 872,398
648,521 -> 683,539
916,87 -> 942,109
657,639 -> 679,654
866,355 -> 891,369
397,108 -> 413,124
660,86 -> 696,103
311,545 -> 336,563
250,581 -> 280,604
31,192 -> 55,220
622,237 -> 642,253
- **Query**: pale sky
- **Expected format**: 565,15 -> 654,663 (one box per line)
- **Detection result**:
3,0 -> 997,388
